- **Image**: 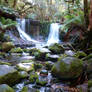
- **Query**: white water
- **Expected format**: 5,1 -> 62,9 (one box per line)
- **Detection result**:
47,23 -> 60,45
16,19 -> 38,43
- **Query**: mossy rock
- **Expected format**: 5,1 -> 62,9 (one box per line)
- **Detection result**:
48,43 -> 65,54
0,84 -> 15,92
21,86 -> 28,92
51,57 -> 83,80
34,50 -> 47,61
29,48 -> 39,55
36,79 -> 47,86
1,42 -> 15,52
29,72 -> 38,83
0,65 -> 22,86
10,47 -> 23,53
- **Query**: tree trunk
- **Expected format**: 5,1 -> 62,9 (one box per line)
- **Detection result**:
13,0 -> 17,8
88,0 -> 92,31
84,0 -> 89,29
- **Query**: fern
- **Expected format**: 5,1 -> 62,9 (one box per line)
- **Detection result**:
0,17 -> 17,30
61,10 -> 85,31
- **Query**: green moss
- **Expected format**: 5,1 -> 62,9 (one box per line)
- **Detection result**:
34,50 -> 46,60
10,47 -> 23,53
0,71 -> 21,86
29,73 -> 38,83
48,43 -> 65,54
34,63 -> 43,71
45,62 -> 53,70
51,57 -> 83,80
23,49 -> 30,53
36,79 -> 47,86
21,86 -> 28,92
1,42 -> 15,52
21,60 -> 33,63
74,51 -> 87,58
0,61 -> 11,65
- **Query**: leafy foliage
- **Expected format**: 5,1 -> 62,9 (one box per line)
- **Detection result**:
0,17 -> 17,30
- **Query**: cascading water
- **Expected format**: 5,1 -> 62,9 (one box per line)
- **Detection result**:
47,23 -> 60,45
16,18 -> 38,43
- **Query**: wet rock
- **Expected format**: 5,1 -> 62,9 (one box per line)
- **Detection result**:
51,57 -> 83,80
1,42 -> 15,52
0,84 -> 14,92
48,43 -> 65,54
10,47 -> 23,53
65,50 -> 75,56
46,53 -> 59,62
40,70 -> 48,76
19,71 -> 28,78
0,65 -> 21,85
17,62 -> 34,72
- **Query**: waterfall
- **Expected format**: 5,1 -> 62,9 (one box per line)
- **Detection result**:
16,18 -> 38,43
47,23 -> 60,45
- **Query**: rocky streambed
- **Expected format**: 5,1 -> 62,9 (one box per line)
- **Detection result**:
0,42 -> 91,92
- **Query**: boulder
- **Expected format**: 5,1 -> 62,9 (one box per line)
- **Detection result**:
1,42 -> 15,52
0,65 -> 21,85
48,43 -> 65,54
0,84 -> 14,92
51,57 -> 83,80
